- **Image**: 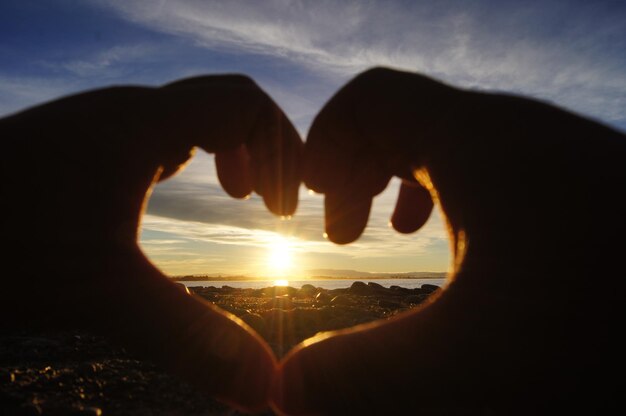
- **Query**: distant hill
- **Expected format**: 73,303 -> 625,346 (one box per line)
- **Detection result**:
170,269 -> 447,281
172,274 -> 250,281
305,269 -> 447,279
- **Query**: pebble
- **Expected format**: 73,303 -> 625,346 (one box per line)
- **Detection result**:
389,285 -> 413,294
174,283 -> 190,295
367,282 -> 385,289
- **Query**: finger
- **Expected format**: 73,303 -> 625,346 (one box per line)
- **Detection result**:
324,192 -> 373,244
158,75 -> 303,216
390,180 -> 434,233
305,110 -> 391,242
247,103 -> 302,216
98,250 -> 277,412
310,149 -> 390,244
215,144 -> 253,198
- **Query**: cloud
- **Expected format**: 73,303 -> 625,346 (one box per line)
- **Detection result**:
147,153 -> 448,246
93,0 -> 626,127
57,43 -> 161,78
0,75 -> 83,117
141,156 -> 452,275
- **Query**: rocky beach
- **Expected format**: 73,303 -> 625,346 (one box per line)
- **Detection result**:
1,281 -> 440,415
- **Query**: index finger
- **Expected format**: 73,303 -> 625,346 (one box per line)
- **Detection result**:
154,75 -> 303,216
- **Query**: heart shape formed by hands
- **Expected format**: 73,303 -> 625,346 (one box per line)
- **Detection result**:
1,68 -> 624,415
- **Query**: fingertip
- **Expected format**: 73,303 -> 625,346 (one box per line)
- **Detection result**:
390,182 -> 434,234
325,193 -> 372,245
215,144 -> 254,199
250,108 -> 303,217
263,184 -> 299,217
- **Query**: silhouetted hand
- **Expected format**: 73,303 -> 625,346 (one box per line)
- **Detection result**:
274,68 -> 625,414
0,75 -> 302,412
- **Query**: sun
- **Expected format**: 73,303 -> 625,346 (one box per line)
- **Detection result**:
267,237 -> 293,275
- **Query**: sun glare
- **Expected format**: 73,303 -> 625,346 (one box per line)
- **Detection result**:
273,279 -> 289,286
267,237 -> 293,275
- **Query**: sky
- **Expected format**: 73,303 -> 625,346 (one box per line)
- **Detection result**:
1,0 -> 624,278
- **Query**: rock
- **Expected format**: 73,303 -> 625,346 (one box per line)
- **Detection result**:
190,286 -> 206,294
297,284 -> 317,298
176,284 -> 190,294
239,313 -> 267,337
330,295 -> 353,306
264,286 -> 297,298
348,281 -> 372,295
390,285 -> 413,294
315,292 -> 332,305
367,282 -> 385,289
421,284 -> 440,293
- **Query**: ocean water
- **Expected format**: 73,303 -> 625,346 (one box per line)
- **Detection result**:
179,278 -> 448,290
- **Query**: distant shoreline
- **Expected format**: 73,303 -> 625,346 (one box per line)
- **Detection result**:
171,275 -> 446,281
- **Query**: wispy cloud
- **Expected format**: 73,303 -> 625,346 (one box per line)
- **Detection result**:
0,75 -> 83,117
140,208 -> 449,276
57,43 -> 161,77
94,0 -> 626,127
147,153 -> 448,245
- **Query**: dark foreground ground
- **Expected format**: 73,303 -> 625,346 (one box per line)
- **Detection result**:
0,282 -> 440,415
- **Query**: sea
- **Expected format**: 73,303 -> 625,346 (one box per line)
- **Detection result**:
179,278 -> 448,290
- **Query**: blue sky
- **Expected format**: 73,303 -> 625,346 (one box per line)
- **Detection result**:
2,0 -> 624,277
